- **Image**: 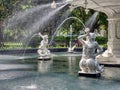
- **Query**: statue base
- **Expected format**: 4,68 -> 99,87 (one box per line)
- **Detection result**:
78,71 -> 101,78
68,47 -> 74,53
68,50 -> 74,53
38,56 -> 51,60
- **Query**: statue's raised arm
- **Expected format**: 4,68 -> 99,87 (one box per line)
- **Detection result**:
38,32 -> 44,39
77,28 -> 90,45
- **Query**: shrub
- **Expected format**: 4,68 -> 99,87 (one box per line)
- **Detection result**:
96,36 -> 108,45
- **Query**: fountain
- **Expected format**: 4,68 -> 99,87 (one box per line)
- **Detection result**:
6,2 -> 68,46
78,28 -> 104,77
68,25 -> 74,53
85,12 -> 99,32
37,32 -> 51,60
1,0 -> 120,90
69,0 -> 120,67
67,24 -> 77,53
49,16 -> 85,46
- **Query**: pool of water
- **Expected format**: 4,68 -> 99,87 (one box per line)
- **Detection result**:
0,52 -> 120,90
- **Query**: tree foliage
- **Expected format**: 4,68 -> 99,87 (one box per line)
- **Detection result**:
0,0 -> 20,21
0,0 -> 32,21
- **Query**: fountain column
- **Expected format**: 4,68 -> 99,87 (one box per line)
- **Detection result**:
107,16 -> 120,57
98,14 -> 120,64
68,25 -> 74,53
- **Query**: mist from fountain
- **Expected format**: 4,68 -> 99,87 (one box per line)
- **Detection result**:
21,33 -> 39,60
7,4 -> 50,29
85,12 -> 99,32
5,2 -> 67,44
28,4 -> 68,36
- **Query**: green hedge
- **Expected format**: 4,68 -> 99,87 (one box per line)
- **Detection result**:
54,36 -> 67,42
54,36 -> 77,42
96,36 -> 108,45
28,36 -> 108,48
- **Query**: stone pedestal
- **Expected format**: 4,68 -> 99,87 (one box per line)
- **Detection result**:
38,56 -> 51,60
78,71 -> 101,78
97,56 -> 120,67
37,49 -> 51,60
97,15 -> 120,66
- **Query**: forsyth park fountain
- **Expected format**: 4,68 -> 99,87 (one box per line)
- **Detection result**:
70,0 -> 120,66
1,0 -> 120,90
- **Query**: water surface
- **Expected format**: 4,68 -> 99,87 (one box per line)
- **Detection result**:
0,52 -> 120,90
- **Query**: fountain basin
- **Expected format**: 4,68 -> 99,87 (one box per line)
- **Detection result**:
0,52 -> 120,90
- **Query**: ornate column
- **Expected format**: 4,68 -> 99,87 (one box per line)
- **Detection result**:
97,14 -> 120,64
107,15 -> 120,58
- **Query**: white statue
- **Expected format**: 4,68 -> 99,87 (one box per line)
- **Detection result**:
37,32 -> 51,59
78,28 -> 104,73
51,1 -> 56,8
